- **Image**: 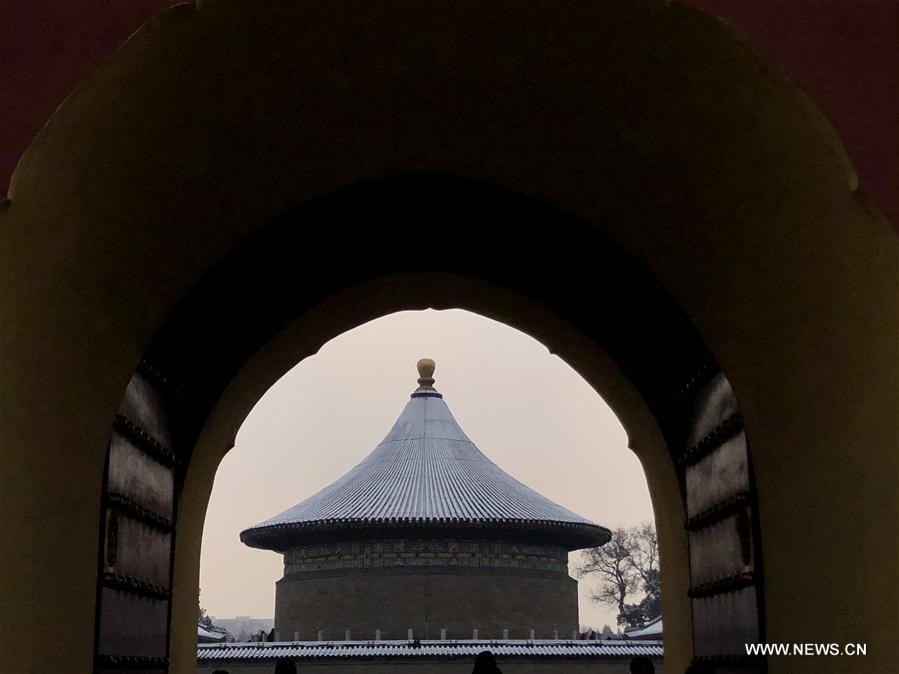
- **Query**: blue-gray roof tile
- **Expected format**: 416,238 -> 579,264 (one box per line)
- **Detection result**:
241,382 -> 609,551
198,639 -> 663,662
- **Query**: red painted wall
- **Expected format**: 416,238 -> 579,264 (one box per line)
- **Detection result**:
1,1 -> 895,225
690,0 -> 897,226
1,0 -> 183,195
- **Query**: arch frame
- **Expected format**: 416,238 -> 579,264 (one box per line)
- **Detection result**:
170,271 -> 692,665
92,171 -> 758,672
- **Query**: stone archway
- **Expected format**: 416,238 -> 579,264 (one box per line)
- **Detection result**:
97,175 -> 759,671
2,3 -> 895,673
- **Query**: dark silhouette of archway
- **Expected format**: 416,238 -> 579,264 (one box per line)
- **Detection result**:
94,175 -> 764,671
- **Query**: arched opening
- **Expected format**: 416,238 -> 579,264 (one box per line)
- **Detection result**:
92,175 -> 762,672
199,309 -> 656,643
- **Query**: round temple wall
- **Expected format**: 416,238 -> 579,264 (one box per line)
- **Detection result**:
275,538 -> 579,640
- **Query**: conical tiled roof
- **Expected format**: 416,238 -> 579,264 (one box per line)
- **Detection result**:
241,361 -> 610,552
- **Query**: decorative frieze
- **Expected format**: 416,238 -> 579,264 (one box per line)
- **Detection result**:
284,538 -> 569,574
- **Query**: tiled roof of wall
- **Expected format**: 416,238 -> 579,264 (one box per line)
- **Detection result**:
198,639 -> 663,662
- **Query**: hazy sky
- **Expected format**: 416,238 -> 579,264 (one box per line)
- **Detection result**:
200,309 -> 655,630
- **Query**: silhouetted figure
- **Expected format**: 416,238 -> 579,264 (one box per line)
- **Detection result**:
630,655 -> 655,674
685,664 -> 715,674
473,649 -> 502,673
274,657 -> 297,674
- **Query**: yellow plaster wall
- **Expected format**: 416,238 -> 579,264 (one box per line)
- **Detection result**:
1,1 -> 895,672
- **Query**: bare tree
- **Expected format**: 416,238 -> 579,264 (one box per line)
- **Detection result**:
629,522 -> 658,588
577,522 -> 661,628
576,527 -> 639,618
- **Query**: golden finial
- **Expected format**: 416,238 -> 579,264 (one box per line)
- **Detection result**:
415,358 -> 436,392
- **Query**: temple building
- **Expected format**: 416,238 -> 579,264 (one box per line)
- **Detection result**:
200,360 -> 667,672
239,359 -> 611,642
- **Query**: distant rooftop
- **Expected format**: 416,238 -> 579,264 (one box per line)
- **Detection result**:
197,625 -> 227,643
624,616 -> 663,640
198,639 -> 663,663
241,360 -> 610,551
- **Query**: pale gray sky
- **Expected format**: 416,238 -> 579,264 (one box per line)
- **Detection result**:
200,309 -> 655,630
